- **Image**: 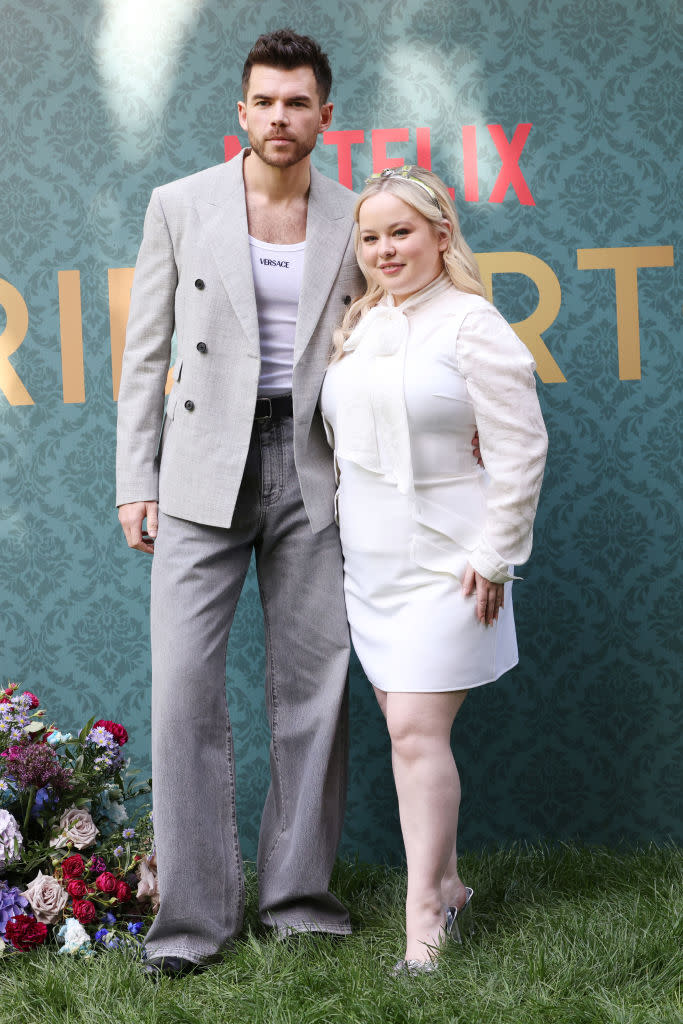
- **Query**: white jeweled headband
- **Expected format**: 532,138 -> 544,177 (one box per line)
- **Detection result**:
364,166 -> 441,209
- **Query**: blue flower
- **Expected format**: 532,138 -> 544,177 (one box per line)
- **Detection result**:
98,788 -> 128,825
127,921 -> 143,935
47,731 -> 74,746
94,928 -> 109,942
101,912 -> 117,925
57,918 -> 93,955
0,880 -> 29,936
30,786 -> 56,817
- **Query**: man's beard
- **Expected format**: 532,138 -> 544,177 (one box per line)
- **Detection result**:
247,130 -> 317,168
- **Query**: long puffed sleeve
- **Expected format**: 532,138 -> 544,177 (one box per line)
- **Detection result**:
455,306 -> 548,583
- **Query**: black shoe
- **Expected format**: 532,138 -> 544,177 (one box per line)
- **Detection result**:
142,955 -> 203,979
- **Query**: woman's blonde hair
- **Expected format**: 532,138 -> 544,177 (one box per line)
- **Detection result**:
331,166 -> 485,360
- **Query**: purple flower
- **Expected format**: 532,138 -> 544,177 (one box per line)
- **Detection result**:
0,880 -> 29,936
0,693 -> 32,739
1,743 -> 72,791
127,921 -> 143,935
89,855 -> 107,874
122,828 -> 135,840
86,727 -> 117,750
113,845 -> 124,858
101,911 -> 116,925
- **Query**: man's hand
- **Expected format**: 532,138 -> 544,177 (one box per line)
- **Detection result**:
471,429 -> 484,468
118,501 -> 158,554
462,562 -> 504,626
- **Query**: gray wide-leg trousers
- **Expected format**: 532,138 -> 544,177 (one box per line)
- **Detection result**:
144,416 -> 351,962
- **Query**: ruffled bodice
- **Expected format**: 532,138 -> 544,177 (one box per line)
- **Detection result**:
321,276 -> 547,584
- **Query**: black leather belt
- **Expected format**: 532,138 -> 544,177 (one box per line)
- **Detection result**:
254,394 -> 293,421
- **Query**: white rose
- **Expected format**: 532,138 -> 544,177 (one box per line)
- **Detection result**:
0,809 -> 23,870
49,807 -> 99,850
24,871 -> 69,924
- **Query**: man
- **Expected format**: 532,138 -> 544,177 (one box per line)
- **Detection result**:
116,29 -> 363,977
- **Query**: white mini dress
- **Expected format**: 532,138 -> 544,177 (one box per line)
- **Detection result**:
320,275 -> 547,693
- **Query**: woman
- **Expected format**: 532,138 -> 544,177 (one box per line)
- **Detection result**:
320,166 -> 548,974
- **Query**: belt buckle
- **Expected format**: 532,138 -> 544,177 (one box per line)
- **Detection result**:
255,397 -> 272,421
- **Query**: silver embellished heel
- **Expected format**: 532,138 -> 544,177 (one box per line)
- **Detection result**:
392,957 -> 439,976
445,886 -> 474,943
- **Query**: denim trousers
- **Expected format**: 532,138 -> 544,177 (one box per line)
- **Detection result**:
144,415 -> 351,962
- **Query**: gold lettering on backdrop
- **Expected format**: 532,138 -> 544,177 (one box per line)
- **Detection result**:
58,270 -> 85,403
476,252 -> 566,383
2,245 -> 675,407
108,267 -> 173,401
0,279 -> 33,405
577,246 -> 675,380
108,268 -> 135,401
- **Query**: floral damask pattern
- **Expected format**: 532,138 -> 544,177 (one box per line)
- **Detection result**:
0,0 -> 680,863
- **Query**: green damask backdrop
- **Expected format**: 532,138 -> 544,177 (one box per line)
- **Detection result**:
0,0 -> 680,861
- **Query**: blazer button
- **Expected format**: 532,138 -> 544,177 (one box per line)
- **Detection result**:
343,295 -> 351,305
184,399 -> 195,412
196,342 -> 207,353
194,279 -> 205,290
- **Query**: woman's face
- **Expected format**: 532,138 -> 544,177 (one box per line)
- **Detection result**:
357,191 -> 448,304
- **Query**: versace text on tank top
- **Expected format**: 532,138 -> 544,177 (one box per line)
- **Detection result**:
249,236 -> 306,396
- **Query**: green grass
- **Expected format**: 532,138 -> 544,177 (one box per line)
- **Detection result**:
1,843 -> 680,1024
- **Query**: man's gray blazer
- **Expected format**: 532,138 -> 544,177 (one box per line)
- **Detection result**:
116,149 -> 362,533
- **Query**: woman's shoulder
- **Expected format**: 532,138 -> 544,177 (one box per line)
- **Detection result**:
413,288 -> 497,341
424,286 -> 494,320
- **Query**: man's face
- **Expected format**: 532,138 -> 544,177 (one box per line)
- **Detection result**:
237,65 -> 333,169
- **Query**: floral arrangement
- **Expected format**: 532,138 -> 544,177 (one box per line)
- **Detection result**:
0,683 -> 157,956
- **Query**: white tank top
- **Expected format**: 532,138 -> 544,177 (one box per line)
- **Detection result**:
249,236 -> 306,396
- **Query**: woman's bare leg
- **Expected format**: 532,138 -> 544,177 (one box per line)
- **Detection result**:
381,689 -> 467,962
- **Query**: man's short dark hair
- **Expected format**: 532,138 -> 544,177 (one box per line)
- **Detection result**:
241,29 -> 332,103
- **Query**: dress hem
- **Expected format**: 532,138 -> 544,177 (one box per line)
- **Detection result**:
368,656 -> 519,693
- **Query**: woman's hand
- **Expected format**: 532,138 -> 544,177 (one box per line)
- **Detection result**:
462,563 -> 504,626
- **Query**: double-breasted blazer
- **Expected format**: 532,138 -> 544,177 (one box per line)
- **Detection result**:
116,149 -> 362,532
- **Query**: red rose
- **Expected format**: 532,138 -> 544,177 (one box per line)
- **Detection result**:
67,879 -> 88,898
95,871 -> 118,893
115,881 -> 132,902
61,854 -> 85,879
5,914 -> 48,951
93,720 -> 128,745
72,899 -> 97,924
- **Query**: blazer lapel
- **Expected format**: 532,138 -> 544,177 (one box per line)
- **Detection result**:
192,152 -> 260,357
294,165 -> 353,366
